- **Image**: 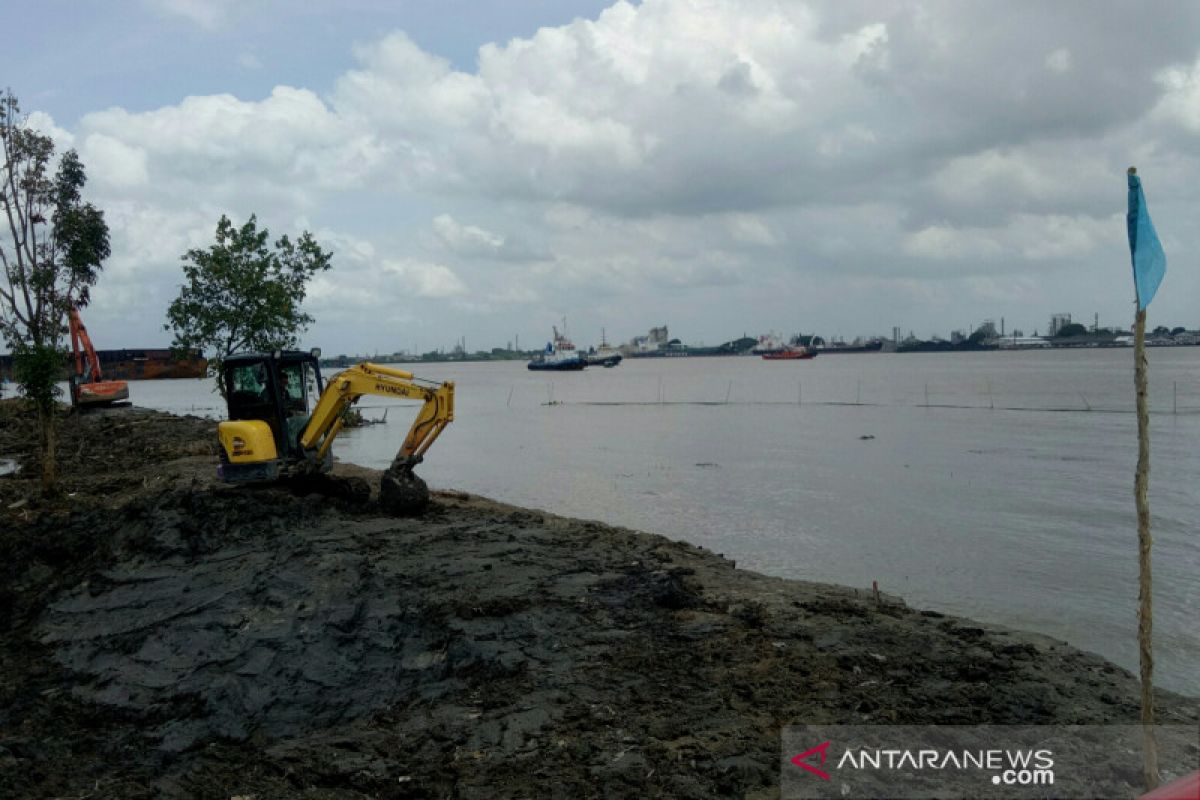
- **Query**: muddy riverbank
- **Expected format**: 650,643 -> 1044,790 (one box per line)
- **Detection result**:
0,402 -> 1196,798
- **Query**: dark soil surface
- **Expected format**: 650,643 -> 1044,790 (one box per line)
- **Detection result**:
0,401 -> 1196,798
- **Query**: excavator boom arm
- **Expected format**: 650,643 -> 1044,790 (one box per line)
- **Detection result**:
299,362 -> 454,468
68,307 -> 105,382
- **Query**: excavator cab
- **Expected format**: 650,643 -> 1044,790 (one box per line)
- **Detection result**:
219,350 -> 326,482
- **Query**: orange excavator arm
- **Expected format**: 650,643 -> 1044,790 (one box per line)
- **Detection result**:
69,307 -> 104,383
68,306 -> 129,407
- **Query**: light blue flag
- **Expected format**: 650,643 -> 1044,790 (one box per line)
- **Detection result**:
1127,169 -> 1166,309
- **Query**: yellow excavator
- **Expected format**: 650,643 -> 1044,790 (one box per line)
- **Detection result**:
215,349 -> 454,513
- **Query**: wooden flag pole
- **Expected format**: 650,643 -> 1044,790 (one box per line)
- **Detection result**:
1128,166 -> 1160,790
1133,304 -> 1159,790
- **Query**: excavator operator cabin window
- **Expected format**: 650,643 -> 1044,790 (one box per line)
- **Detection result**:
230,364 -> 268,404
279,362 -> 314,417
279,362 -> 302,412
304,362 -> 319,400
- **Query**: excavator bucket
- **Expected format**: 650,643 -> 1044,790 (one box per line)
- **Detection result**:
73,378 -> 130,408
379,459 -> 429,516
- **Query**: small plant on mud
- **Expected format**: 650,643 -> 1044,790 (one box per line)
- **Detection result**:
164,214 -> 332,395
0,90 -> 110,494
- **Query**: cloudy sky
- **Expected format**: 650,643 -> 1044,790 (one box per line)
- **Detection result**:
7,0 -> 1200,354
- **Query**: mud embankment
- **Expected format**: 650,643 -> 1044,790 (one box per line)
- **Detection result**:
0,402 -> 1196,799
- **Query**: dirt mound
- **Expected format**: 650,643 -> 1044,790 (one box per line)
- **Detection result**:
0,407 -> 1196,798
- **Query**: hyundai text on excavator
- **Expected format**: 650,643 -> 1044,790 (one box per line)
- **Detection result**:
216,349 -> 454,514
68,306 -> 130,408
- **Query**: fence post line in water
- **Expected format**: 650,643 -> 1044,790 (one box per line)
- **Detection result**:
1173,381 -> 1176,415
725,380 -> 733,405
924,383 -> 929,407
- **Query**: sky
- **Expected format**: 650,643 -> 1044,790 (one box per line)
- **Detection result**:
5,0 -> 1200,355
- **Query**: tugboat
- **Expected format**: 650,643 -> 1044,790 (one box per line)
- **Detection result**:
585,328 -> 623,368
761,345 -> 817,360
527,325 -> 587,371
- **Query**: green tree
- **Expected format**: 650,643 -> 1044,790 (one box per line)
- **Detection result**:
1055,322 -> 1088,338
165,214 -> 332,391
0,90 -> 110,493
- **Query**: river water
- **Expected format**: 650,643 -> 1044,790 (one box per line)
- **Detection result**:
125,348 -> 1200,694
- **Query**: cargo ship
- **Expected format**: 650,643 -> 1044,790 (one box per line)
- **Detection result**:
0,349 -> 207,382
94,349 -> 208,380
819,339 -> 884,354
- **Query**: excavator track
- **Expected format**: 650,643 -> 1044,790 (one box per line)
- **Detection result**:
284,473 -> 372,506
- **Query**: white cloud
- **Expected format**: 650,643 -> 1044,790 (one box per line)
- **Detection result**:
1015,213 -> 1116,261
904,213 -> 1117,264
1045,48 -> 1072,74
79,87 -> 383,197
428,214 -> 548,262
25,111 -> 75,150
905,224 -> 1005,262
383,259 -> 467,298
1154,58 -> 1200,131
727,214 -> 777,246
82,134 -> 150,189
842,22 -> 890,74
145,0 -> 243,30
432,214 -> 505,254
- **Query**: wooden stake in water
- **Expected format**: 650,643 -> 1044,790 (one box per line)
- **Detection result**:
1133,306 -> 1159,789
